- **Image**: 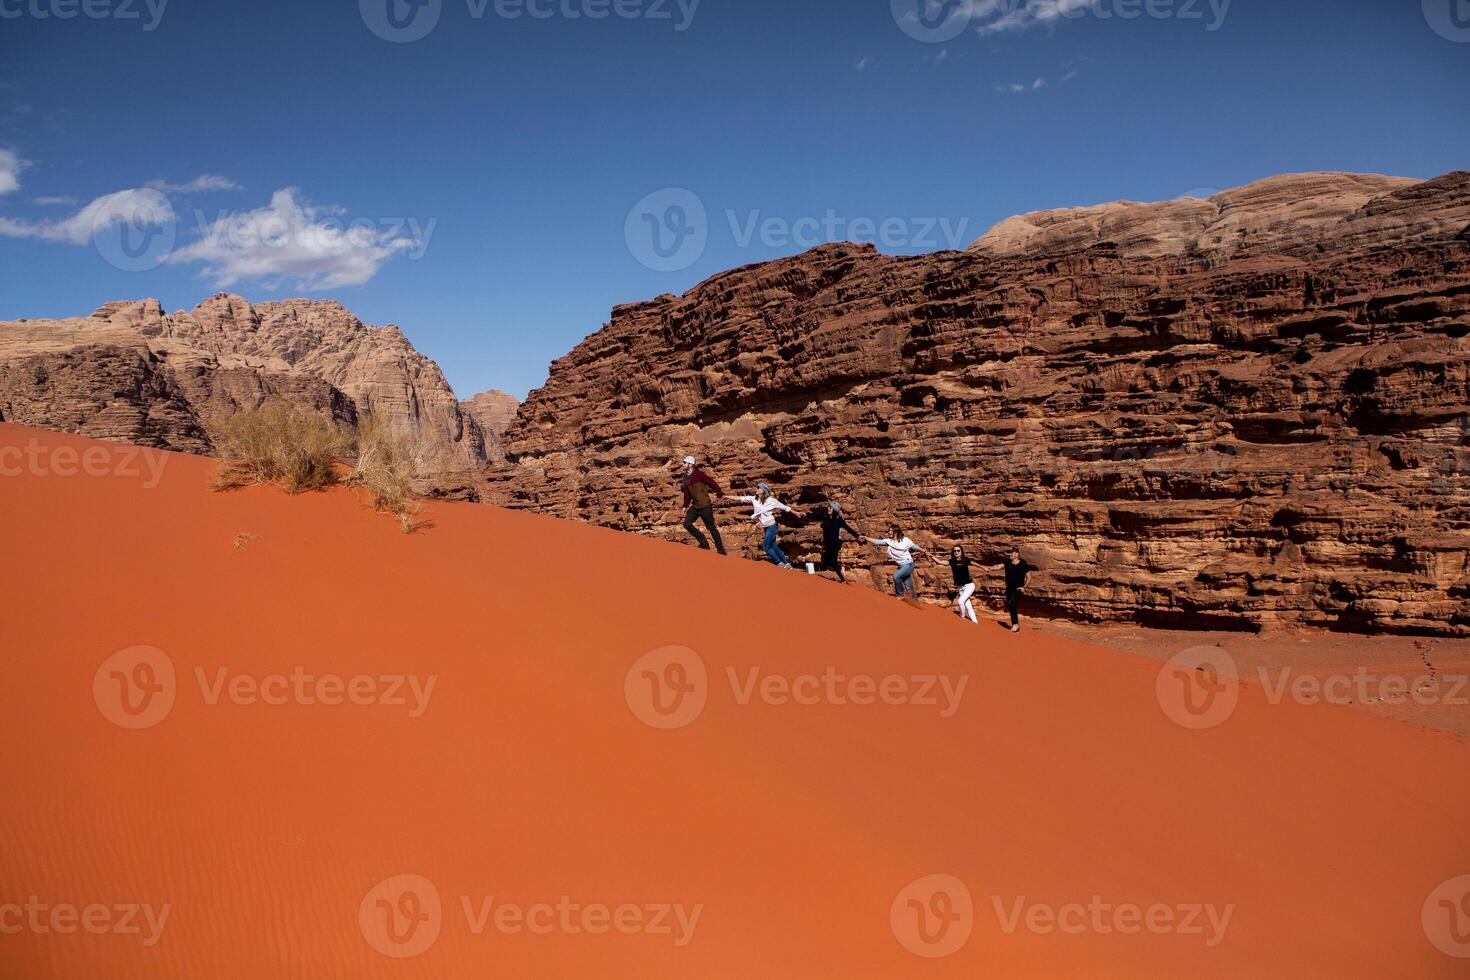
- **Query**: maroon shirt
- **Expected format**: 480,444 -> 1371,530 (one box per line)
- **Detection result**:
681,469 -> 722,507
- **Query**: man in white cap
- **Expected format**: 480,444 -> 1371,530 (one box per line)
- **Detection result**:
678,455 -> 726,555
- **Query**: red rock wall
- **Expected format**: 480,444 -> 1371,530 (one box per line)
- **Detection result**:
483,172 -> 1470,635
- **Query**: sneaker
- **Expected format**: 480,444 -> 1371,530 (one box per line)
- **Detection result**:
780,562 -> 794,569
1010,625 -> 1020,633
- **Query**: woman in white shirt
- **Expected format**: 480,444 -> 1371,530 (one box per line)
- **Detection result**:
864,524 -> 928,600
729,483 -> 795,568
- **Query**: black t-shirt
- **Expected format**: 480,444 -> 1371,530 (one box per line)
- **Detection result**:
1004,558 -> 1035,593
817,511 -> 857,547
949,558 -> 973,587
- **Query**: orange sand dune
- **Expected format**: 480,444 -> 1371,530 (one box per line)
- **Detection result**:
1,422 -> 1468,978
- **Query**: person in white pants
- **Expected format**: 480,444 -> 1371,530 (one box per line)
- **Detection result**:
939,545 -> 979,623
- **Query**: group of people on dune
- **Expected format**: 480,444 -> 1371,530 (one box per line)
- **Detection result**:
677,456 -> 1037,632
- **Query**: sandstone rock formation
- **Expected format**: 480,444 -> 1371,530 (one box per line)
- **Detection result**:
482,171 -> 1470,635
460,389 -> 520,464
0,295 -> 485,468
968,172 -> 1428,262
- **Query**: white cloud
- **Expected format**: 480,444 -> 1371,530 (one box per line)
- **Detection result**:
0,183 -> 417,291
0,187 -> 172,244
970,0 -> 1096,34
166,188 -> 417,290
33,195 -> 77,206
854,55 -> 871,71
0,149 -> 25,195
146,174 -> 241,194
997,60 -> 1086,94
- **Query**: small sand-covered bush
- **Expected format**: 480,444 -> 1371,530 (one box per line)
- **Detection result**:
348,415 -> 443,533
210,402 -> 350,494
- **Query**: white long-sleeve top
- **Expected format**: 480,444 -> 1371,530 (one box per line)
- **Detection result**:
740,495 -> 792,528
875,537 -> 919,566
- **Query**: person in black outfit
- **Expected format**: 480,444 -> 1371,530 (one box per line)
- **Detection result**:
999,547 -> 1036,632
813,500 -> 862,582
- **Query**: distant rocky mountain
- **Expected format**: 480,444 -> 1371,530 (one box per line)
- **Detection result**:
460,389 -> 520,464
481,170 -> 1470,636
0,295 -> 497,471
967,172 -> 1465,262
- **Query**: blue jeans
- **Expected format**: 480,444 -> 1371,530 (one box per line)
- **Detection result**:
893,562 -> 916,598
762,524 -> 789,566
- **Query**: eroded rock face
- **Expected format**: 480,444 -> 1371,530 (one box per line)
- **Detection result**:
0,296 -> 483,467
969,172 -> 1432,262
483,171 -> 1470,635
461,389 -> 520,464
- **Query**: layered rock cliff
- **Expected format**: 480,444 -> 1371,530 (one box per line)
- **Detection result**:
460,389 -> 521,464
0,295 -> 487,468
482,171 -> 1470,635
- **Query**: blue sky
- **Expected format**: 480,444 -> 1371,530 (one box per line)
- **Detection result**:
1,0 -> 1467,398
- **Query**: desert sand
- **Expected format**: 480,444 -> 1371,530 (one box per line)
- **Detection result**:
2,422 -> 1468,978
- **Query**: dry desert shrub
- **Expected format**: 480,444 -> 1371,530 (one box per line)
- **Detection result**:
349,415 -> 443,533
210,402 -> 350,494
